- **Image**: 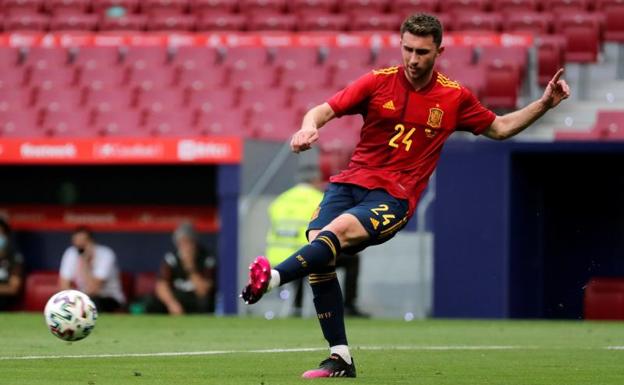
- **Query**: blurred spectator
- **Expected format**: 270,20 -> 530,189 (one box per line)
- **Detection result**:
0,218 -> 23,311
266,165 -> 367,317
59,226 -> 126,312
146,222 -> 217,315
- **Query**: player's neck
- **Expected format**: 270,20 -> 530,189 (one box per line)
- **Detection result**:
403,69 -> 434,91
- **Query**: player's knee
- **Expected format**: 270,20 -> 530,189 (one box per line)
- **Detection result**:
322,215 -> 368,248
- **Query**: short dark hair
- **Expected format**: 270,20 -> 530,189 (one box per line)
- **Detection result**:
73,226 -> 94,240
0,217 -> 11,236
400,13 -> 443,47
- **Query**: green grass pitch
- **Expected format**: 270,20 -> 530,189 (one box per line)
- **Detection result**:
0,313 -> 623,385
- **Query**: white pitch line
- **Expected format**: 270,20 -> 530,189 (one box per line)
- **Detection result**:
0,345 -> 528,361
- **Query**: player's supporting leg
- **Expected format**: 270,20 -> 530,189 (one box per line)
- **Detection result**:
301,267 -> 356,378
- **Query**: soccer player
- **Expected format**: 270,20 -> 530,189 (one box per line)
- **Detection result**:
241,13 -> 571,378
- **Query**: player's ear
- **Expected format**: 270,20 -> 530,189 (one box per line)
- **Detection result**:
437,46 -> 445,56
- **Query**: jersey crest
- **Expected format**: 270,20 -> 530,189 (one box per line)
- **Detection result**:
382,100 -> 396,110
373,66 -> 399,76
427,107 -> 444,129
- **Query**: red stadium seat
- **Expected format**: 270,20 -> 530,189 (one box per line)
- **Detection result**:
503,12 -> 554,34
126,66 -> 176,92
387,0 -> 439,14
454,12 -> 503,32
490,0 -> 539,12
176,66 -> 228,91
23,271 -> 59,312
0,111 -> 40,138
271,47 -> 320,72
239,88 -> 291,114
146,14 -> 197,31
85,87 -> 135,114
542,0 -> 590,13
438,0 -> 489,13
0,47 -> 22,67
139,0 -> 189,14
45,0 -> 91,14
331,64 -> 372,89
279,65 -> 330,90
373,47 -> 403,67
23,47 -> 71,68
27,67 -> 77,89
598,1 -> 624,42
35,88 -> 84,113
196,13 -> 247,31
437,63 -> 485,96
337,0 -> 389,13
247,108 -> 300,141
323,46 -> 373,69
133,272 -> 157,298
287,0 -> 337,14
298,13 -> 349,31
187,88 -> 237,113
79,66 -> 127,89
479,46 -> 528,83
0,67 -> 27,90
4,13 -> 50,31
171,46 -> 220,70
144,111 -> 197,137
291,87 -> 335,113
228,66 -> 277,90
584,277 -> 624,320
0,89 -> 33,112
535,35 -> 566,87
42,110 -> 92,137
480,61 -> 519,110
123,47 -> 171,67
196,108 -> 246,137
91,0 -> 140,13
318,114 -> 362,151
554,13 -> 602,63
247,13 -> 297,31
73,47 -> 122,69
351,13 -> 403,31
3,0 -> 44,14
437,45 -> 475,67
222,47 -> 270,68
593,110 -> 624,139
189,0 -> 238,14
137,88 -> 186,113
238,0 -> 287,14
93,109 -> 144,136
49,13 -> 99,31
99,14 -> 148,31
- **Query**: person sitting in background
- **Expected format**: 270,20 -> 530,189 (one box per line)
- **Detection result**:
0,218 -> 23,311
59,226 -> 125,312
146,221 -> 217,315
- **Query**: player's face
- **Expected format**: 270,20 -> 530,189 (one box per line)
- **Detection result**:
400,32 -> 443,84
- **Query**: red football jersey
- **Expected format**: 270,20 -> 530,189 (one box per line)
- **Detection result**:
326,65 -> 496,215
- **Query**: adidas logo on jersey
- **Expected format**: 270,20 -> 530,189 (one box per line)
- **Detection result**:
382,100 -> 395,110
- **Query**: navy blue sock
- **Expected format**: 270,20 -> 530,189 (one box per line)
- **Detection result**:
274,230 -> 341,285
310,271 -> 347,347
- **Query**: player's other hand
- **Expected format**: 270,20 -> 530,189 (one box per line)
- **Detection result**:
540,68 -> 571,109
291,126 -> 319,153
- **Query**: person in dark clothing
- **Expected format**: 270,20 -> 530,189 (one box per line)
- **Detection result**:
0,218 -> 23,311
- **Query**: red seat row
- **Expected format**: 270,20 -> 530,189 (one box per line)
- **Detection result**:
21,270 -> 157,312
555,110 -> 624,141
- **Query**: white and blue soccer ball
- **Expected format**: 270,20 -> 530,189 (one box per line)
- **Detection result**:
44,290 -> 98,341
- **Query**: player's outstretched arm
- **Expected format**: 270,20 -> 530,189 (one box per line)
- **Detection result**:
291,103 -> 336,153
483,68 -> 571,141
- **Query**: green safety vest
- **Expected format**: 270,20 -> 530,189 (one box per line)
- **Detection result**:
266,183 -> 324,266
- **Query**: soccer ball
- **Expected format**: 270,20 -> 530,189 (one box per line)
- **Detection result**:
44,290 -> 98,341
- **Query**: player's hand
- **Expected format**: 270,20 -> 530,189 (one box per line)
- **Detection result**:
167,301 -> 184,315
540,68 -> 571,109
290,126 -> 319,153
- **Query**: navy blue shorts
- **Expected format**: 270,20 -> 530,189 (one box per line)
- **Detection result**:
308,183 -> 409,253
